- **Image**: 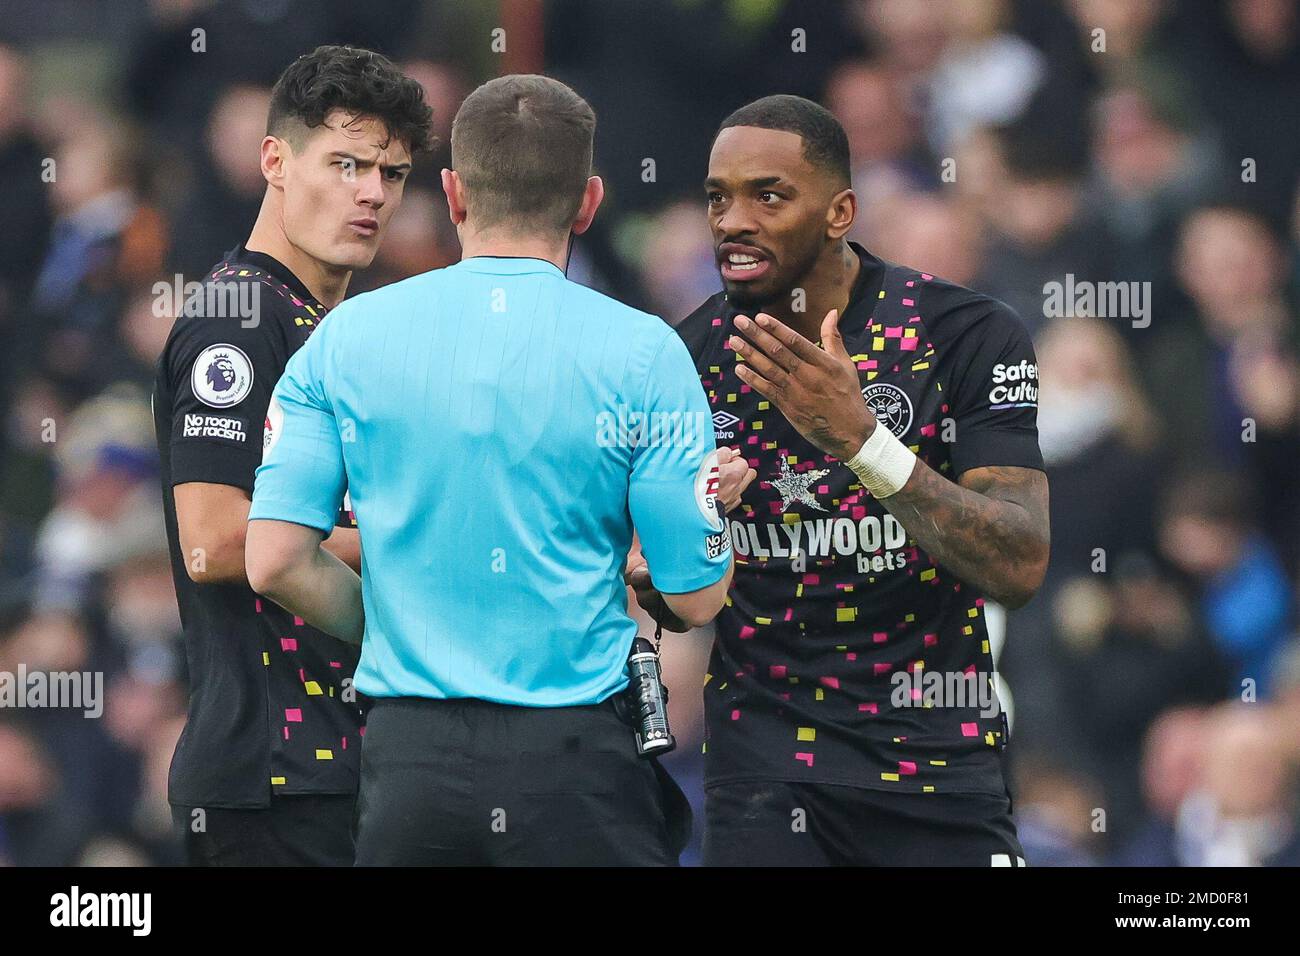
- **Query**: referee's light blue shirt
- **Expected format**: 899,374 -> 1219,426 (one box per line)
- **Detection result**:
249,256 -> 730,705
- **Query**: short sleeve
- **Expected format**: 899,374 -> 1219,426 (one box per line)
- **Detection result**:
940,297 -> 1044,477
165,309 -> 285,493
628,331 -> 732,594
248,323 -> 346,534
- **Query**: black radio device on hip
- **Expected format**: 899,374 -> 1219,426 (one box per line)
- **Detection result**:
618,624 -> 675,757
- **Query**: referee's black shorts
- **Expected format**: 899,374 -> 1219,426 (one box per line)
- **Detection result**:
354,696 -> 692,866
703,779 -> 1025,866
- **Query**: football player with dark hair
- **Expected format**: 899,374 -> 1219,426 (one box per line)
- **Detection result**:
153,45 -> 432,866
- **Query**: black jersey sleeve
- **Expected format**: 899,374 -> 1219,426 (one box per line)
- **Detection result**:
931,287 -> 1044,477
164,304 -> 286,494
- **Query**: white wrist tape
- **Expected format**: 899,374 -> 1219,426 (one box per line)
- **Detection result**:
845,426 -> 917,499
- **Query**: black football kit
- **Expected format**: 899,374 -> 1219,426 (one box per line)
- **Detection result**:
154,246 -> 364,865
677,243 -> 1041,865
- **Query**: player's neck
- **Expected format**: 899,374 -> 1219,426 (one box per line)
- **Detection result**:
757,241 -> 860,343
457,225 -> 572,272
246,202 -> 351,309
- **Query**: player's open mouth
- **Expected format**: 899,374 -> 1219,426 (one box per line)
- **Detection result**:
719,244 -> 772,282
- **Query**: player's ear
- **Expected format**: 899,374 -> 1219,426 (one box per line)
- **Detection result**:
442,168 -> 468,225
571,176 -> 604,236
261,136 -> 287,187
826,187 -> 856,241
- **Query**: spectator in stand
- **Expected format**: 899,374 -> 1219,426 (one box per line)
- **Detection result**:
1173,704 -> 1300,866
1027,555 -> 1224,842
1177,0 -> 1300,222
635,199 -> 721,327
0,721 -> 84,866
1002,317 -> 1168,773
1009,753 -> 1104,866
927,0 -> 1046,153
28,116 -> 167,407
825,57 -> 937,216
1113,706 -> 1209,865
1158,470 -> 1294,696
166,85 -> 271,280
29,385 -> 162,613
1272,641 -> 1300,764
1146,204 -> 1300,568
1033,316 -> 1162,574
1064,0 -> 1171,77
864,193 -> 985,288
0,43 -> 53,424
972,127 -> 1114,338
1087,75 -> 1222,325
850,0 -> 948,90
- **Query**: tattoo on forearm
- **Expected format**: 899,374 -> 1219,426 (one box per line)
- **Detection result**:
881,464 -> 1049,607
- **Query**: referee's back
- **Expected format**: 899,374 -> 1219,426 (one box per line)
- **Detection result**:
247,72 -> 730,866
251,255 -> 728,704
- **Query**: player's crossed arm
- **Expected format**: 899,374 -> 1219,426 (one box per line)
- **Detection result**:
730,310 -> 1049,609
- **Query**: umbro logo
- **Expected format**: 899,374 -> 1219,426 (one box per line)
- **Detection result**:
712,410 -> 740,439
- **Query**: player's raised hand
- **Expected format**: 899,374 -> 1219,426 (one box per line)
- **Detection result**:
715,445 -> 757,512
730,309 -> 876,460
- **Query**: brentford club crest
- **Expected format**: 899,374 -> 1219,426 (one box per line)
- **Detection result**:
861,383 -> 913,437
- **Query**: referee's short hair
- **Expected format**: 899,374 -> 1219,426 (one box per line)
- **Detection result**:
268,45 -> 435,156
716,94 -> 851,189
451,74 -> 596,235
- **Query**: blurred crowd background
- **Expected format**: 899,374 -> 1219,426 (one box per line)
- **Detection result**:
2,0 -> 1300,867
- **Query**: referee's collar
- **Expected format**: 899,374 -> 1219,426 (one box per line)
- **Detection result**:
458,255 -> 565,278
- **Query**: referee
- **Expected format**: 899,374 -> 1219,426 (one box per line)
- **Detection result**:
245,75 -> 746,865
154,46 -> 432,865
658,96 -> 1051,865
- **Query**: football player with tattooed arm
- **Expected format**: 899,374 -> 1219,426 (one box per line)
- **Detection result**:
637,95 -> 1050,866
